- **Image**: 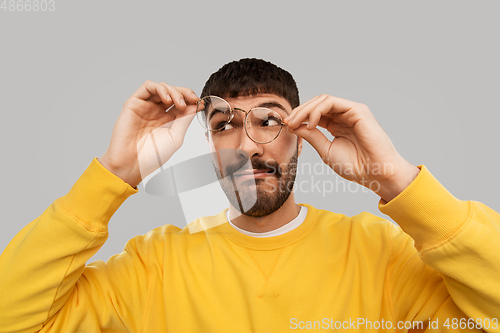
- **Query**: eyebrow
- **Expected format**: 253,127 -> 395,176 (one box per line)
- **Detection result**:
256,102 -> 289,114
207,109 -> 224,122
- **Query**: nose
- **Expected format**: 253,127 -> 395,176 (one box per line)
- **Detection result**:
237,125 -> 263,159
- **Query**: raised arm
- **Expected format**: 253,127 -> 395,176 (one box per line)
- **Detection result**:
0,81 -> 199,332
286,94 -> 500,330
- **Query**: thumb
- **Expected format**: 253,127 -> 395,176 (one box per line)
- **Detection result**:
170,105 -> 197,141
288,124 -> 332,158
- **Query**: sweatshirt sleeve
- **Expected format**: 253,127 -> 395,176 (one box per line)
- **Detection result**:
0,158 -> 146,333
379,165 -> 500,332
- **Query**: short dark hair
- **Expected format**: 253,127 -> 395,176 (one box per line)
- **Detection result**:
200,58 -> 300,109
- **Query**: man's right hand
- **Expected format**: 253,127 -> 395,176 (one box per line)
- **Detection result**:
98,81 -> 199,188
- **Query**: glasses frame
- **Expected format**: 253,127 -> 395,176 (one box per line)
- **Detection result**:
196,95 -> 287,144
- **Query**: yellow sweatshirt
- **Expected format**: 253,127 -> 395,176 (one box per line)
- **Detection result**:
0,157 -> 499,332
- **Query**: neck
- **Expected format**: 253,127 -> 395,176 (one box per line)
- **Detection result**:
228,193 -> 301,233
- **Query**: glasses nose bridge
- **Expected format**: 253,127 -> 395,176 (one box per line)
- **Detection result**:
232,107 -> 252,126
232,107 -> 251,116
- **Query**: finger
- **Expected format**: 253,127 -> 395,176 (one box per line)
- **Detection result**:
307,97 -> 351,129
178,103 -> 198,117
148,83 -> 172,106
131,81 -> 170,105
307,106 -> 323,130
320,95 -> 359,114
169,105 -> 197,141
158,101 -> 172,110
319,96 -> 370,129
287,95 -> 329,129
131,80 -> 173,108
132,80 -> 158,100
158,82 -> 187,110
317,117 -> 352,137
159,84 -> 199,109
291,95 -> 365,129
173,86 -> 199,105
294,116 -> 351,139
284,95 -> 322,123
288,124 -> 332,160
146,94 -> 165,104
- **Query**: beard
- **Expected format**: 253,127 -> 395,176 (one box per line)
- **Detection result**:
212,144 -> 299,217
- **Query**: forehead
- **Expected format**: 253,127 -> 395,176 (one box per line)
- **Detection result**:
223,94 -> 293,113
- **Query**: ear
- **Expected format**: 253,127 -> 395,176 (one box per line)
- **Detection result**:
297,136 -> 303,157
204,131 -> 209,142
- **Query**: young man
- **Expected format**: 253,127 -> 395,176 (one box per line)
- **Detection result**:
0,58 -> 499,332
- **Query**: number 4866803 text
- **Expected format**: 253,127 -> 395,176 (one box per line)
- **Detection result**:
1,0 -> 55,11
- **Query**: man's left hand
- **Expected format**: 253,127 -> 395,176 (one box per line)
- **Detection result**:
284,94 -> 420,203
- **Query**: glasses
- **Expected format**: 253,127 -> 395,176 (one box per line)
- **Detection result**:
196,95 -> 287,144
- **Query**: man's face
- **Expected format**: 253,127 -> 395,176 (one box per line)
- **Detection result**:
206,94 -> 303,217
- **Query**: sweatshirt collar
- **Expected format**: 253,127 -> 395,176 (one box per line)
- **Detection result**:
210,203 -> 318,250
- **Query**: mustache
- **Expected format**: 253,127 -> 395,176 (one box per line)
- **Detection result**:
224,158 -> 282,178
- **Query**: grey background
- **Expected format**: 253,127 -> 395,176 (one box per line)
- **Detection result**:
1,1 -> 499,262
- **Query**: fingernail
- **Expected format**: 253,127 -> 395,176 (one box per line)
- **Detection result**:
165,94 -> 171,102
192,92 -> 198,98
180,98 -> 186,106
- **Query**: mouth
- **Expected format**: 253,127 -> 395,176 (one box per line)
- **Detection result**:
233,169 -> 276,180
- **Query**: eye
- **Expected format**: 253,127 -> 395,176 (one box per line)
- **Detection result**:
215,121 -> 236,132
261,117 -> 281,127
